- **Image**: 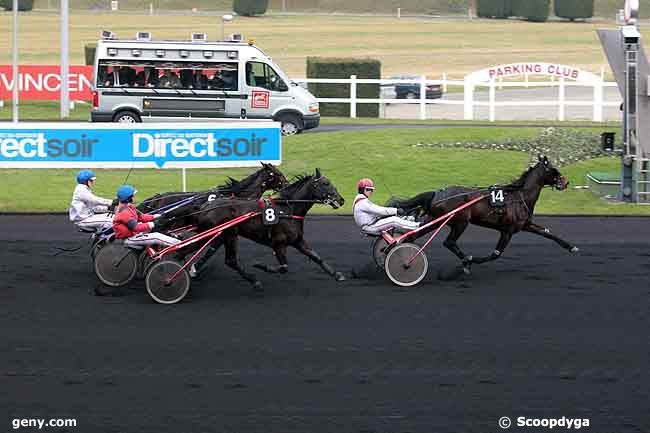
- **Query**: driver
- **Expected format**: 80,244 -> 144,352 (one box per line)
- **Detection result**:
112,185 -> 180,247
353,178 -> 420,235
69,169 -> 115,232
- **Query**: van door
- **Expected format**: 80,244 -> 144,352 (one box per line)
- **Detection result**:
243,61 -> 292,120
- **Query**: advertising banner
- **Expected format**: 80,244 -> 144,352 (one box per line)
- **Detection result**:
0,65 -> 94,101
0,122 -> 281,168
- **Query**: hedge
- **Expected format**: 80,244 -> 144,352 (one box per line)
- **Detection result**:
512,0 -> 549,22
554,0 -> 594,20
0,0 -> 34,11
233,0 -> 268,16
476,0 -> 512,18
306,57 -> 380,118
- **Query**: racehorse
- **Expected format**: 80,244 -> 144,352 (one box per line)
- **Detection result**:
137,163 -> 287,213
388,155 -> 579,274
164,169 -> 346,291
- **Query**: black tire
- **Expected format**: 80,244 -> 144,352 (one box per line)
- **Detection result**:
384,243 -> 428,287
113,110 -> 141,123
277,113 -> 302,136
90,239 -> 105,261
371,237 -> 390,269
146,260 -> 190,304
94,243 -> 138,287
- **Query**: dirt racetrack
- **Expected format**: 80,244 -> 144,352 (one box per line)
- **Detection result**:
1,215 -> 649,433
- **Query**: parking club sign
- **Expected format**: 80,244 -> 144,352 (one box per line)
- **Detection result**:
0,122 -> 281,168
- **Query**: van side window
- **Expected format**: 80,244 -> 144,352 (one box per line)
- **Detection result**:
96,60 -> 238,91
246,62 -> 287,92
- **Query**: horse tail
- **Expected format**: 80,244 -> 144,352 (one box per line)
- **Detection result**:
386,191 -> 435,212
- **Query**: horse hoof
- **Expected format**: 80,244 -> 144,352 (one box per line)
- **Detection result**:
462,267 -> 472,275
335,272 -> 346,282
570,246 -> 580,253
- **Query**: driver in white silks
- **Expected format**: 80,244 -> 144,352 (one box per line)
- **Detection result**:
69,170 -> 115,232
353,178 -> 420,235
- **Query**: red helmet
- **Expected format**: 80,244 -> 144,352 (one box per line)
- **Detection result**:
357,178 -> 375,190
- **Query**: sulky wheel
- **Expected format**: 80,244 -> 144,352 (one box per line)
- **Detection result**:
384,243 -> 428,287
93,243 -> 139,287
136,250 -> 154,280
90,239 -> 106,261
372,237 -> 390,269
145,260 -> 190,304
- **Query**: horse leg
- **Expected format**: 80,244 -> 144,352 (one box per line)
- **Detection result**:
470,231 -> 513,264
442,219 -> 472,272
253,244 -> 290,274
191,236 -> 225,275
524,222 -> 579,253
223,234 -> 263,291
293,238 -> 346,282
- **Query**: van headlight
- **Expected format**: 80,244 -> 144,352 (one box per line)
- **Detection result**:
308,102 -> 319,113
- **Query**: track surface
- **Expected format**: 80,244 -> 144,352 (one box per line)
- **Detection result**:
1,215 -> 649,433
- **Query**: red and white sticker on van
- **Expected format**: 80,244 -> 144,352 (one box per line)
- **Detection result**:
251,90 -> 270,109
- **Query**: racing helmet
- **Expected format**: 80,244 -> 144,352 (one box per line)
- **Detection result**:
357,178 -> 375,194
76,169 -> 96,185
116,184 -> 137,203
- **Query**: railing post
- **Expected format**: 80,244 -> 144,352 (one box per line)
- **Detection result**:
419,74 -> 426,120
463,79 -> 474,120
442,72 -> 447,93
558,77 -> 565,121
350,74 -> 357,119
489,79 -> 496,122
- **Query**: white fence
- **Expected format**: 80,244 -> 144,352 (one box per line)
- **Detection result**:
294,75 -> 621,122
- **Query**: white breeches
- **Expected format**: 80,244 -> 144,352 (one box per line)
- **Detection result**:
75,213 -> 113,233
362,216 -> 420,236
124,232 -> 182,248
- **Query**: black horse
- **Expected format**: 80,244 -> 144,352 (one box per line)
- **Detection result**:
166,169 -> 346,291
389,155 -> 579,273
137,163 -> 287,214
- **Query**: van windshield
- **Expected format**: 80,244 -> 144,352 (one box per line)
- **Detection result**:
96,60 -> 238,91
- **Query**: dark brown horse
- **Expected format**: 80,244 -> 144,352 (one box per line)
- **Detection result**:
137,163 -> 287,214
164,169 -> 346,291
389,155 -> 579,274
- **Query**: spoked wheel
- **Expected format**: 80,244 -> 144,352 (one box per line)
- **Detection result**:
372,237 -> 390,269
384,243 -> 428,287
90,239 -> 105,261
136,250 -> 154,280
145,260 -> 190,304
93,243 -> 139,287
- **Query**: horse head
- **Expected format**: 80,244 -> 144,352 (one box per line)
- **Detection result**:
537,155 -> 568,190
260,162 -> 288,192
311,168 -> 345,209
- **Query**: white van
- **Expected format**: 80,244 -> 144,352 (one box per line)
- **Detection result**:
90,32 -> 320,135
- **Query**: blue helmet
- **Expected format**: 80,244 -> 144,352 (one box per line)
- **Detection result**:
76,169 -> 96,184
116,184 -> 137,203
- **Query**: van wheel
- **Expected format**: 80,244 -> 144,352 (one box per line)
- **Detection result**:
113,111 -> 141,123
278,114 -> 302,136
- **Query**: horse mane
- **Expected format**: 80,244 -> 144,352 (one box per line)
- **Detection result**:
278,174 -> 313,199
502,162 -> 541,190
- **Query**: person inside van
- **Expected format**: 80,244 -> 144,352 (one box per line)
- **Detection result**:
119,66 -> 137,86
180,69 -> 192,88
220,70 -> 237,90
135,66 -> 159,87
194,70 -> 209,89
208,70 -> 225,89
159,69 -> 182,88
103,66 -> 121,87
